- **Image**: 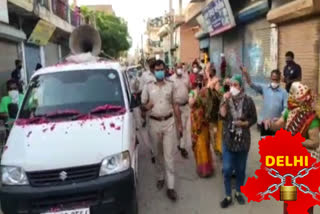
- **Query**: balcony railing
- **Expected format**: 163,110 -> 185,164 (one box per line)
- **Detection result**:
147,16 -> 170,29
51,0 -> 84,27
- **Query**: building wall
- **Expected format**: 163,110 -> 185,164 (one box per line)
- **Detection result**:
86,5 -> 115,15
278,16 -> 320,92
179,24 -> 200,64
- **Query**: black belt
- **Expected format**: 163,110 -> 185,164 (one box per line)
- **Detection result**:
150,114 -> 173,121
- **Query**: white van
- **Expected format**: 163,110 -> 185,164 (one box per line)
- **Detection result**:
0,59 -> 139,214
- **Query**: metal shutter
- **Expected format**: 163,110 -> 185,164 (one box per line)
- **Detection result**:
0,39 -> 18,96
44,42 -> 59,66
279,18 -> 320,92
223,27 -> 244,77
244,18 -> 271,84
25,43 -> 41,81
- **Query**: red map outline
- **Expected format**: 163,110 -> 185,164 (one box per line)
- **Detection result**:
241,129 -> 320,214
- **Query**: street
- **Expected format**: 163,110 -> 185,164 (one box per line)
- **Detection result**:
137,115 -> 320,214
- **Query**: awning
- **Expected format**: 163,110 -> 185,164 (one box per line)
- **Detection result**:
195,30 -> 209,40
237,0 -> 269,23
0,23 -> 26,42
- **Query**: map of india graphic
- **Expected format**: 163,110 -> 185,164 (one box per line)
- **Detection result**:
241,129 -> 320,214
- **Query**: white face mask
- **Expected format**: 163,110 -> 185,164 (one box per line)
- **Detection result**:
230,87 -> 240,96
193,68 -> 198,73
9,90 -> 19,104
177,69 -> 183,75
271,82 -> 279,89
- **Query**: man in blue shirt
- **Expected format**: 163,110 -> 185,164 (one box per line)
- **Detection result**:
241,67 -> 288,137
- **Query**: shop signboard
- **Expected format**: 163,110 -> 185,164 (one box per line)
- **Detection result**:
28,20 -> 56,46
202,0 -> 236,36
0,0 -> 9,23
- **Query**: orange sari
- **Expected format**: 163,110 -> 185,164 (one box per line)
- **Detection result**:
190,89 -> 214,177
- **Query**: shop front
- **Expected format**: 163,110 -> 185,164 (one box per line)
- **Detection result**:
268,0 -> 320,93
0,22 -> 26,96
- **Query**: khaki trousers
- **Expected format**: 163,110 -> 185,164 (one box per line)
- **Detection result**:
178,105 -> 191,149
149,117 -> 176,189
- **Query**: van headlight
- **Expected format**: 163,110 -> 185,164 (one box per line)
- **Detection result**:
99,151 -> 131,176
1,166 -> 29,185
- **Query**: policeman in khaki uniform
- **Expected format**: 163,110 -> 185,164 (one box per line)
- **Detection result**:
169,63 -> 191,158
141,60 -> 183,201
139,60 -> 157,163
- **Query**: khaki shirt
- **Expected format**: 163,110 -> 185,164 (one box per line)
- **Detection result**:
169,73 -> 190,104
140,70 -> 156,92
141,80 -> 174,117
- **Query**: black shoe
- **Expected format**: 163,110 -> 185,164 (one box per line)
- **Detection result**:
235,193 -> 245,205
232,170 -> 236,178
178,146 -> 189,159
157,180 -> 165,190
167,189 -> 178,202
220,197 -> 232,208
151,157 -> 155,164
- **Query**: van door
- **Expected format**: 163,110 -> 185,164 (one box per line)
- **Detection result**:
122,72 -> 139,181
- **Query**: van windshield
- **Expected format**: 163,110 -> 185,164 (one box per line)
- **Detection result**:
19,69 -> 125,119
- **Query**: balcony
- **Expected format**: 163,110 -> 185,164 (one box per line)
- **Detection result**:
71,6 -> 82,27
50,0 -> 84,27
267,0 -> 320,23
174,15 -> 185,26
147,16 -> 170,31
52,0 -> 68,21
148,39 -> 161,48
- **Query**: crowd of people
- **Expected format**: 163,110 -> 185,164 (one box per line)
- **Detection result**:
0,52 -> 319,211
0,60 -> 42,135
132,51 -> 320,210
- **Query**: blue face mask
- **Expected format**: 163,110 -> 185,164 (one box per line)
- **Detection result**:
155,70 -> 165,80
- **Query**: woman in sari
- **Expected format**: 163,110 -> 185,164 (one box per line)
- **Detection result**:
189,74 -> 215,177
265,82 -> 320,214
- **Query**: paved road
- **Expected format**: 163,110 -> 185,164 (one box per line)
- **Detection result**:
137,126 -> 320,214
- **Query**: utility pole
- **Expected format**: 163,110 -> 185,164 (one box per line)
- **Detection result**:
168,0 -> 174,69
141,34 -> 144,67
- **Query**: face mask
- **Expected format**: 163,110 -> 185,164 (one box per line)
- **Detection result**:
155,70 -> 165,81
193,68 -> 198,73
9,90 -> 19,104
177,69 -> 183,75
230,87 -> 240,96
286,60 -> 293,65
271,82 -> 279,89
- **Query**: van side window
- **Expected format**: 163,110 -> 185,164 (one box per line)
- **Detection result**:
122,72 -> 131,103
